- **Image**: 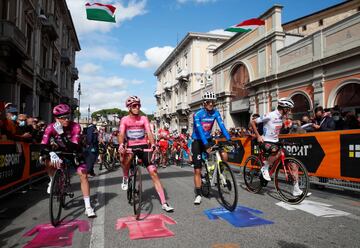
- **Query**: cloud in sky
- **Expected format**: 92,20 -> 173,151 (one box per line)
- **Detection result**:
177,0 -> 217,4
78,46 -> 120,61
66,0 -> 147,35
81,63 -> 102,74
121,46 -> 174,68
208,29 -> 235,36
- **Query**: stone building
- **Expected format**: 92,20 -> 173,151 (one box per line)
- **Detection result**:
0,0 -> 80,123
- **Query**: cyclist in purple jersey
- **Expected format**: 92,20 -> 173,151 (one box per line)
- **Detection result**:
40,104 -> 96,217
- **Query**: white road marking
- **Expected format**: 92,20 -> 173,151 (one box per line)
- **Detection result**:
276,200 -> 351,217
89,174 -> 106,248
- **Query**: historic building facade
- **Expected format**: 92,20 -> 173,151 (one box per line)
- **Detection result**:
212,0 -> 360,128
154,32 -> 230,133
0,0 -> 80,123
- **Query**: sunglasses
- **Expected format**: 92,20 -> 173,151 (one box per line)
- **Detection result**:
130,104 -> 141,109
204,100 -> 215,105
57,115 -> 70,120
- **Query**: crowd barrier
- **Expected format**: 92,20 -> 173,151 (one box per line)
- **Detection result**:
217,129 -> 360,183
0,140 -> 45,193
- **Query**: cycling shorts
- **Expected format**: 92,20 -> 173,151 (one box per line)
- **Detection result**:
259,142 -> 280,158
191,139 -> 214,169
127,144 -> 152,167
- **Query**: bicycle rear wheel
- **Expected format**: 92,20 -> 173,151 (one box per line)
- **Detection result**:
104,153 -> 116,171
132,166 -> 142,219
49,169 -> 64,226
217,162 -> 238,211
243,155 -> 264,193
274,157 -> 309,204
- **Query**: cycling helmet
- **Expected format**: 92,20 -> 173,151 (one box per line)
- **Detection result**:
125,96 -> 141,108
202,91 -> 217,101
112,127 -> 118,132
164,123 -> 170,129
278,98 -> 295,109
53,104 -> 71,116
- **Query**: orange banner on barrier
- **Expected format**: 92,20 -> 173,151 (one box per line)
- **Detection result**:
0,140 -> 45,192
217,129 -> 360,183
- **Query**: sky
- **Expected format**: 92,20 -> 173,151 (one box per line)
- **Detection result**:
66,0 -> 344,116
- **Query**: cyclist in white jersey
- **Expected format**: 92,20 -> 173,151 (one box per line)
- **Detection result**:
250,98 -> 311,197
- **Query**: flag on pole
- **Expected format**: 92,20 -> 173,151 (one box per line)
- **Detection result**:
225,18 -> 265,33
85,3 -> 116,23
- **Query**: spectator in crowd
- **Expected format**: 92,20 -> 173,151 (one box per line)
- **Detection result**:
289,120 -> 306,134
251,113 -> 263,136
15,114 -> 33,141
0,103 -> 16,139
301,115 -> 315,132
281,115 -> 293,134
6,106 -> 18,124
343,112 -> 359,129
312,106 -> 335,131
331,106 -> 344,130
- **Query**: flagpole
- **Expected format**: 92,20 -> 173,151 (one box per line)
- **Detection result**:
87,104 -> 90,125
77,82 -> 81,123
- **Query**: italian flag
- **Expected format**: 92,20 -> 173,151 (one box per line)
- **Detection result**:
85,3 -> 116,23
225,18 -> 265,33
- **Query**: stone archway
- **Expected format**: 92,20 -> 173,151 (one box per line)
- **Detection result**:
230,63 -> 249,99
334,83 -> 360,111
291,93 -> 311,119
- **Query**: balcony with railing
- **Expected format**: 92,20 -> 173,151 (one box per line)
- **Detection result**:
163,82 -> 172,92
0,20 -> 27,61
175,68 -> 190,82
40,68 -> 57,86
61,48 -> 71,65
71,67 -> 79,80
42,14 -> 59,41
176,102 -> 190,112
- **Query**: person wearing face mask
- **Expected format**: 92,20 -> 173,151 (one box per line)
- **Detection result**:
6,106 -> 18,124
15,114 -> 33,141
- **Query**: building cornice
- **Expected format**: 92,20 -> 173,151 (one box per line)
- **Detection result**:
154,32 -> 230,76
212,31 -> 285,72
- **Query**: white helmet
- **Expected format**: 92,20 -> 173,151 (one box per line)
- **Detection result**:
164,123 -> 170,129
202,91 -> 216,101
111,127 -> 118,132
278,98 -> 295,109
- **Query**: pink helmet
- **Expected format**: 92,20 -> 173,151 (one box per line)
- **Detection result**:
53,103 -> 71,116
125,96 -> 141,108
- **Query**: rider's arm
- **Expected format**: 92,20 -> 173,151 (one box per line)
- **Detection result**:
194,111 -> 209,145
251,114 -> 270,139
118,118 -> 126,145
143,116 -> 155,145
61,123 -> 82,152
40,125 -> 52,155
215,111 -> 231,141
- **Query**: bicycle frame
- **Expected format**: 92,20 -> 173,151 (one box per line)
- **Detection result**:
204,150 -> 224,187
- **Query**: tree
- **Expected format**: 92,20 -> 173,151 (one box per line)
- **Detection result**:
91,108 -> 152,120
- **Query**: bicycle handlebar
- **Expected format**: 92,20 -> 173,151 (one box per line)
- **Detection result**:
126,148 -> 153,153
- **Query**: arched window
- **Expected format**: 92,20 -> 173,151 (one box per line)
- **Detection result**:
291,94 -> 311,119
335,83 -> 360,110
230,63 -> 249,99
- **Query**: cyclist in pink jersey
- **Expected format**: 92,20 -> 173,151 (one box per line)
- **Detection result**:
40,104 -> 96,217
118,96 -> 174,212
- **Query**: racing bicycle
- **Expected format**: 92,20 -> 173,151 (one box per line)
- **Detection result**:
201,143 -> 238,211
243,141 -> 310,204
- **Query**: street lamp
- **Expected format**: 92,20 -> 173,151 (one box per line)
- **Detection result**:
31,4 -> 48,117
77,82 -> 81,122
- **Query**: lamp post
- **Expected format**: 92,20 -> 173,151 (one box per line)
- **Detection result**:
32,4 -> 47,117
77,82 -> 81,123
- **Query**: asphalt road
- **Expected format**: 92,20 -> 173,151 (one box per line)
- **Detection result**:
1,164 -> 359,248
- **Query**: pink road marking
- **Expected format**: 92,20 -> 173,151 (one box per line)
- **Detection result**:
116,214 -> 176,240
23,220 -> 90,248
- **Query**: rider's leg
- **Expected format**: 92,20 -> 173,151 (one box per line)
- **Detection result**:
76,164 -> 92,208
147,165 -> 166,205
220,151 -> 228,162
45,161 -> 57,193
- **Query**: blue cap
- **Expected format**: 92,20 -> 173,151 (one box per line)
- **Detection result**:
6,106 -> 18,113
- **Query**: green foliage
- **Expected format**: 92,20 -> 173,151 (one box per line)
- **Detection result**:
91,108 -> 153,120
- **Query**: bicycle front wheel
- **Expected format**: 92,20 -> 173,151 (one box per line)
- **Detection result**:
132,166 -> 142,219
243,155 -> 264,193
274,157 -> 309,204
49,169 -> 64,226
217,162 -> 238,211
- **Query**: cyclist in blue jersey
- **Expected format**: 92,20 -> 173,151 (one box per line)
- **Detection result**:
191,91 -> 232,205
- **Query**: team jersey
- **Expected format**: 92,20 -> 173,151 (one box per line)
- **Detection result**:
41,121 -> 81,148
23,220 -> 89,248
119,115 -> 150,147
116,214 -> 176,240
158,128 -> 170,140
191,108 -> 231,145
255,109 -> 283,142
109,132 -> 119,145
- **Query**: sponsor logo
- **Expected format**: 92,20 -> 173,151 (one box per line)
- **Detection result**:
348,144 -> 360,158
284,144 -> 311,157
0,153 -> 20,168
